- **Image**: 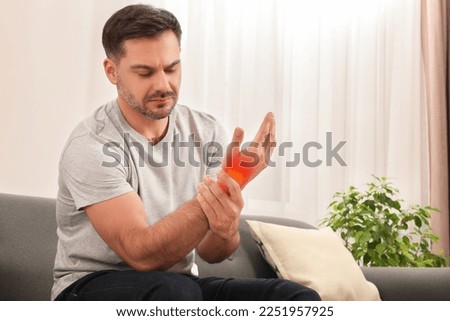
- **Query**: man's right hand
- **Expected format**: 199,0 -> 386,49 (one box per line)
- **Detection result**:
195,169 -> 244,262
197,170 -> 244,240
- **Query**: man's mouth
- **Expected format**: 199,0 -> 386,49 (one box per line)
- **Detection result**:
146,91 -> 176,102
150,97 -> 173,102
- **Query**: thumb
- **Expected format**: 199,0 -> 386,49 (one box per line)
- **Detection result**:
224,127 -> 244,168
232,127 -> 244,146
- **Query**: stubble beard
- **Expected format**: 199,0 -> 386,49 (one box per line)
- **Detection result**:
117,79 -> 177,120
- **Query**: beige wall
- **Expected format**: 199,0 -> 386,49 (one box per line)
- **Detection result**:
0,1 -> 116,198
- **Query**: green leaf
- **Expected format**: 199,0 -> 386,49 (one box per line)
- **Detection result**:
413,216 -> 422,228
375,243 -> 386,254
360,231 -> 372,244
402,236 -> 411,245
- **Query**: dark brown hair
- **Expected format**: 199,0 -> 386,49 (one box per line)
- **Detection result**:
102,4 -> 182,60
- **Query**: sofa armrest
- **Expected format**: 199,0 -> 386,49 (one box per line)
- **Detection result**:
361,267 -> 450,301
0,193 -> 57,300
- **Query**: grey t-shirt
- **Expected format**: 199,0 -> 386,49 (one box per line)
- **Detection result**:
51,99 -> 227,300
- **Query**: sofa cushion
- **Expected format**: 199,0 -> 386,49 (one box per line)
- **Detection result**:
246,220 -> 380,301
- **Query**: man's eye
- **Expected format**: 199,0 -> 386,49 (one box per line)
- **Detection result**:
138,73 -> 152,77
165,68 -> 176,73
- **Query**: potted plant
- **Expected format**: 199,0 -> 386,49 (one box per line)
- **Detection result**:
319,176 -> 448,267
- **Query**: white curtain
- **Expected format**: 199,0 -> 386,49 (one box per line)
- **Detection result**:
157,0 -> 427,225
1,0 -> 427,227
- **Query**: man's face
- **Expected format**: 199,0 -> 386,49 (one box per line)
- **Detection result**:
108,30 -> 181,120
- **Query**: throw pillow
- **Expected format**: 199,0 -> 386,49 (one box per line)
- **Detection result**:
246,220 -> 381,301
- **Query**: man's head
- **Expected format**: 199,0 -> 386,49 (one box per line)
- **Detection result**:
102,4 -> 182,120
102,4 -> 182,61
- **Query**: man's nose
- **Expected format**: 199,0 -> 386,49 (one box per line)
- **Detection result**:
153,70 -> 171,91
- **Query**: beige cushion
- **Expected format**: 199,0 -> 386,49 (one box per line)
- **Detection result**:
246,220 -> 380,301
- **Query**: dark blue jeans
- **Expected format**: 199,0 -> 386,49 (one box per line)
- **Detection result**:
55,270 -> 321,301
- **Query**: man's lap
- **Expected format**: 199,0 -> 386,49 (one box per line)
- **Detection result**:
55,270 -> 320,301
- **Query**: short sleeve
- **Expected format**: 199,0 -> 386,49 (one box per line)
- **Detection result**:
59,134 -> 134,210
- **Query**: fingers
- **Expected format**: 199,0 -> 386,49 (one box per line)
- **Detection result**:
197,181 -> 223,235
196,190 -> 215,220
232,127 -> 245,145
253,112 -> 275,143
264,112 -> 276,158
254,112 -> 276,162
199,175 -> 242,210
269,112 -> 276,147
197,177 -> 223,217
196,175 -> 242,239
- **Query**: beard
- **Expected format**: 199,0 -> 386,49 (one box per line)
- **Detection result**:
117,78 -> 177,120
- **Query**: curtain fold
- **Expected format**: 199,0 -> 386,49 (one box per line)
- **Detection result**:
421,0 -> 449,255
447,0 -> 450,258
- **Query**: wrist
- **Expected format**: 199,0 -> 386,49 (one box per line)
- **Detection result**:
189,197 -> 210,229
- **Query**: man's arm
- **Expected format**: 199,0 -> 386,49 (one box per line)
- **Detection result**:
196,171 -> 243,263
196,112 -> 277,262
85,192 -> 209,271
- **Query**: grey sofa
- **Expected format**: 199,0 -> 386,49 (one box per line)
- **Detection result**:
1,193 -> 450,301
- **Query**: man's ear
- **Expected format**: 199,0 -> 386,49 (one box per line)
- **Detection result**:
103,58 -> 118,85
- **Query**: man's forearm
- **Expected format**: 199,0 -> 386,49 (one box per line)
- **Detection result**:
196,230 -> 240,263
125,198 -> 209,271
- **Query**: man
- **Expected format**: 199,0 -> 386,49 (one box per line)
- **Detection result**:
52,4 -> 320,301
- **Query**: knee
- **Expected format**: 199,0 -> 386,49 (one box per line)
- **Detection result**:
282,280 -> 321,301
298,287 -> 321,301
147,273 -> 202,301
